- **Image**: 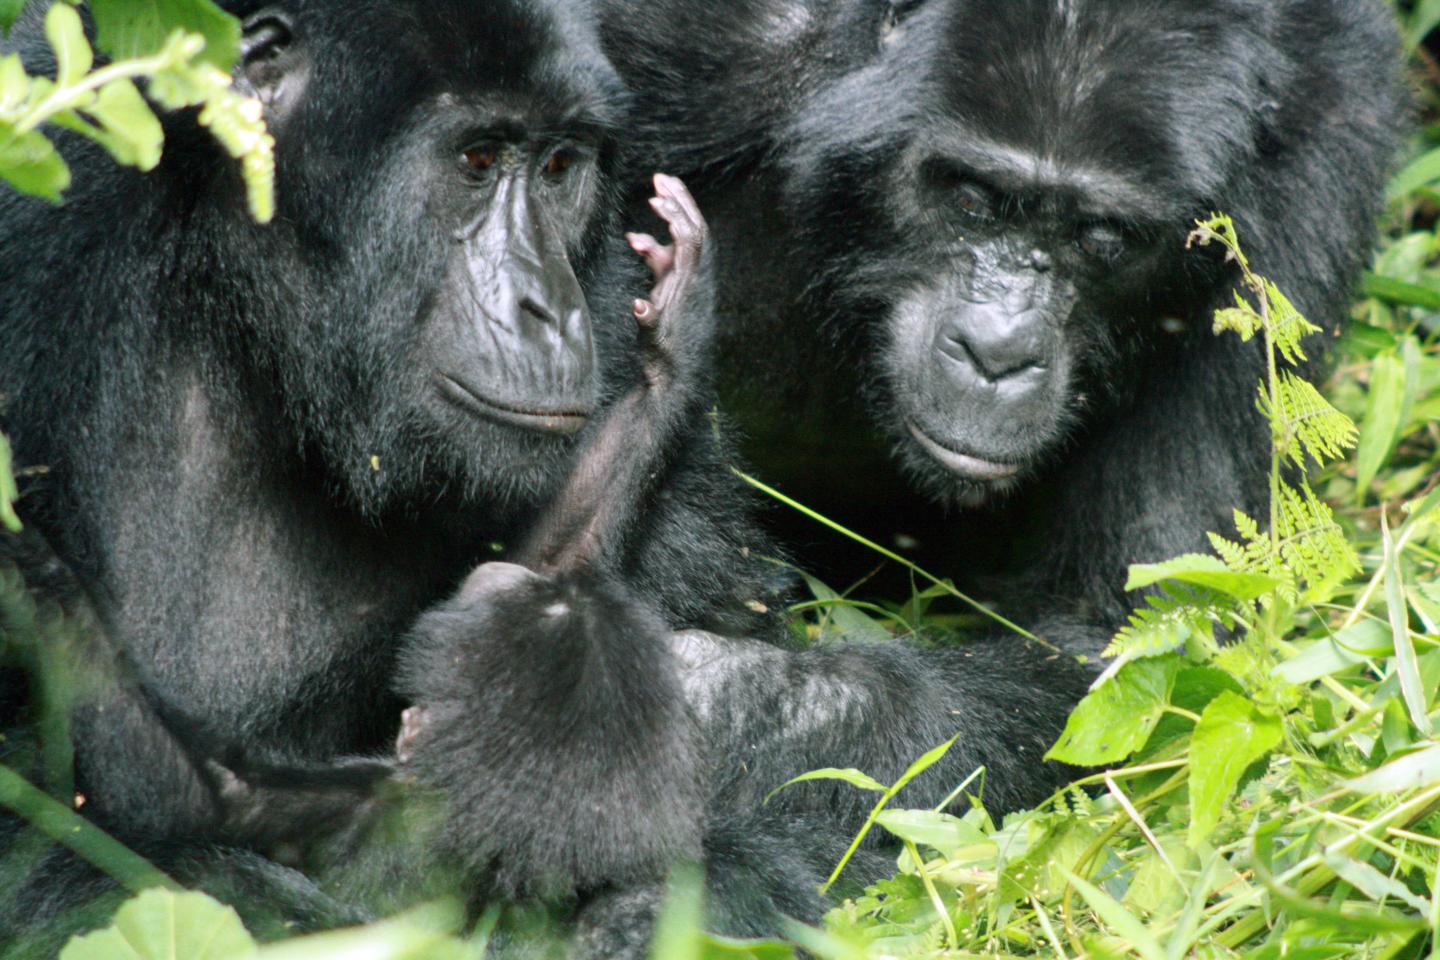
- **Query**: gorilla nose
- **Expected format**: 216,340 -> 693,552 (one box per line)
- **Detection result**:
939,304 -> 1049,385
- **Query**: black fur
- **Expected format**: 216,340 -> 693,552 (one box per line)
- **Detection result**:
0,0 -> 791,952
592,0 -> 1408,826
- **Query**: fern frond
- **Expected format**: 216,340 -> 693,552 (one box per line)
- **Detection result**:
1264,373 -> 1358,468
1275,480 -> 1361,598
1102,585 -> 1233,661
1212,291 -> 1264,342
1264,281 -> 1322,366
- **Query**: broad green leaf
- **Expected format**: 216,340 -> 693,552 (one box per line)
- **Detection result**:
766,768 -> 886,802
1323,852 -> 1431,913
0,53 -> 28,111
700,935 -> 797,960
252,902 -> 465,960
1124,554 -> 1279,601
90,0 -> 240,67
1275,620 -> 1391,685
1354,350 -> 1412,500
874,810 -> 981,855
1187,691 -> 1282,848
0,121 -> 70,201
1046,655 -> 1183,766
1387,145 -> 1440,198
798,571 -> 890,642
85,79 -> 164,169
44,3 -> 91,86
1,0 -> 28,33
1347,744 -> 1440,794
1361,272 -> 1440,311
60,889 -> 256,960
0,432 -> 21,532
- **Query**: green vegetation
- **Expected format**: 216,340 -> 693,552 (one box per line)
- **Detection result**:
2,2 -> 1440,959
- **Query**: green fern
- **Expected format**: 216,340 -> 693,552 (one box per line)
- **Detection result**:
1106,214 -> 1360,665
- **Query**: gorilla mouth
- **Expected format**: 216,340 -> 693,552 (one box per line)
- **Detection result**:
906,422 -> 1021,482
439,374 -> 591,436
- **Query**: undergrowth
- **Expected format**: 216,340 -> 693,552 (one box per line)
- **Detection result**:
2,4 -> 1440,960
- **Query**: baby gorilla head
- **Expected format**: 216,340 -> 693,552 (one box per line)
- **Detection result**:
394,562 -> 704,898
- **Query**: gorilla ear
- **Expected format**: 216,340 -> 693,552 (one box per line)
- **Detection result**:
238,9 -> 305,121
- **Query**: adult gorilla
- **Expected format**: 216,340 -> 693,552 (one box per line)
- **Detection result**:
599,0 -> 1406,647
0,0 -> 795,951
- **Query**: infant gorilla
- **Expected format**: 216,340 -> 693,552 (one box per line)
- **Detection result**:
393,174 -> 718,897
215,175 -> 726,902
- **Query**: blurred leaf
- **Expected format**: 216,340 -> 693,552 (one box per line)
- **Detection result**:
1125,554 -> 1280,601
1382,516 -> 1431,734
1361,273 -> 1440,310
798,571 -> 891,642
0,120 -> 69,200
1409,0 -> 1440,49
87,79 -> 164,169
90,0 -> 240,67
0,432 -> 21,532
1354,346 -> 1416,500
60,889 -> 256,960
1348,744 -> 1440,793
1061,868 -> 1165,960
650,864 -> 706,960
1387,146 -> 1440,200
1275,620 -> 1391,685
45,3 -> 92,86
874,810 -> 981,855
0,0 -> 27,33
1187,692 -> 1282,848
1046,656 -> 1184,765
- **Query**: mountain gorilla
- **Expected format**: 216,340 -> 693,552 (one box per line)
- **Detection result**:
597,3 -> 1405,651
0,0 -> 801,952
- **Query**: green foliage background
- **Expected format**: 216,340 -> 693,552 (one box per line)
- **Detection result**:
2,2 -> 1440,960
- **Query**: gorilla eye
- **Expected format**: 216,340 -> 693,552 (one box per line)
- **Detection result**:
1078,222 -> 1127,260
542,148 -> 581,181
462,144 -> 500,173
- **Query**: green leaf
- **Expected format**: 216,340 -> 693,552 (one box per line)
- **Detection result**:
0,0 -> 29,34
889,735 -> 958,795
90,0 -> 240,68
766,768 -> 886,802
86,78 -> 164,169
797,571 -> 890,642
1347,744 -> 1440,794
59,889 -> 256,960
1382,517 -> 1431,735
0,120 -> 70,201
649,864 -> 706,960
1186,691 -> 1282,848
1361,272 -> 1440,310
1387,144 -> 1440,198
1275,620 -> 1391,686
700,935 -> 797,960
0,432 -> 21,532
45,2 -> 92,86
1060,868 -> 1165,960
1125,554 -> 1279,601
1354,347 -> 1416,500
1046,655 -> 1184,766
874,810 -> 980,855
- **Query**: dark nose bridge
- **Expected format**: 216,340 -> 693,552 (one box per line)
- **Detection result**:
463,171 -> 588,335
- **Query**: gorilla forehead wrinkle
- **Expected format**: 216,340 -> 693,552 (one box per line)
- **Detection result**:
940,0 -> 1273,202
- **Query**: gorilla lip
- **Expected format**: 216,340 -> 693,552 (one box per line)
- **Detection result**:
439,374 -> 590,435
907,422 -> 1020,481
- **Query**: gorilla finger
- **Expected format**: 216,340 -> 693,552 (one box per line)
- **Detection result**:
654,173 -> 707,240
627,232 -> 676,279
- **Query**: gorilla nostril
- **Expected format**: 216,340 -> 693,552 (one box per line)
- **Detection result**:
942,328 -> 1045,383
520,296 -> 558,324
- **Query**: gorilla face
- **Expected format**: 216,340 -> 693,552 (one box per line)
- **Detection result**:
779,0 -> 1278,505
231,0 -> 628,513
